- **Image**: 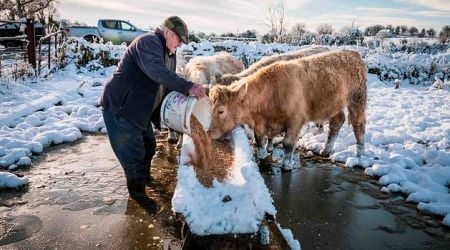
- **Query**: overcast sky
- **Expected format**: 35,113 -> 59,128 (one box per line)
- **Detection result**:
58,0 -> 450,34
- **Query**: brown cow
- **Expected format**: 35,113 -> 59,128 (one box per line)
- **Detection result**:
219,46 -> 329,85
185,52 -> 244,86
219,46 -> 330,158
208,50 -> 367,170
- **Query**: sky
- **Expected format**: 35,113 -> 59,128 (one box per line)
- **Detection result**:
57,0 -> 450,34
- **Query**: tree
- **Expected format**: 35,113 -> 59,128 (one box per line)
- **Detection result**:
418,28 -> 426,38
0,0 -> 57,20
409,26 -> 418,36
189,34 -> 200,43
364,24 -> 384,36
287,23 -> 307,45
239,30 -> 257,38
339,20 -> 363,45
197,32 -> 206,39
439,25 -> 450,43
386,24 -> 393,31
34,0 -> 59,32
0,0 -> 58,31
261,33 -> 275,44
291,23 -> 306,37
220,32 -> 235,37
394,26 -> 401,36
400,25 -> 408,35
265,0 -> 286,43
316,23 -> 333,35
426,28 -> 436,38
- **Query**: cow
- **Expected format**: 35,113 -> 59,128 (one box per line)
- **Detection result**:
219,46 -> 329,85
168,52 -> 244,147
184,51 -> 244,86
219,47 -> 330,159
208,50 -> 367,170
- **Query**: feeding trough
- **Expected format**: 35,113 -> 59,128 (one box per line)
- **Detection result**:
171,126 -> 296,248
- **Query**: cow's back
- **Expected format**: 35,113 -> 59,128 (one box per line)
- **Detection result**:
293,50 -> 366,121
185,52 -> 243,85
243,50 -> 366,123
238,46 -> 329,78
214,52 -> 244,75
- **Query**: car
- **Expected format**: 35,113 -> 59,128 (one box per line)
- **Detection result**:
62,19 -> 148,44
0,20 -> 45,48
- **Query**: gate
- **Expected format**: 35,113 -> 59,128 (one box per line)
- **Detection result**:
0,18 -> 67,78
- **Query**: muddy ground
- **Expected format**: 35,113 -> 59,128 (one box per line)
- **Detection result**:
0,133 -> 449,249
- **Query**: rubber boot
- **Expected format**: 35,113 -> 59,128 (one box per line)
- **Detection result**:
126,179 -> 147,200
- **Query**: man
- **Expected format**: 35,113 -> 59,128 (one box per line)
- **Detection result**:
100,16 -> 206,203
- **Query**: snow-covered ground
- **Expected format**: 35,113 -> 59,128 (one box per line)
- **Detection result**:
174,127 -> 276,235
0,41 -> 449,236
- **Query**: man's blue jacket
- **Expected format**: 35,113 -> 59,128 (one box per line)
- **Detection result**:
100,29 -> 194,131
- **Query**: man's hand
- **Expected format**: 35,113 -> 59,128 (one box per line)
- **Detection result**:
188,84 -> 206,99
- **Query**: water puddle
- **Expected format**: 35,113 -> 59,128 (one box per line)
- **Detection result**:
262,159 -> 450,249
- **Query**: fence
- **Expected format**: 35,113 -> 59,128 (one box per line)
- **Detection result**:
0,19 -> 66,78
0,19 -> 29,79
37,31 -> 66,76
208,36 -> 257,43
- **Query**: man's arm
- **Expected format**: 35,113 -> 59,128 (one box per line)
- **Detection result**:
132,36 -> 194,95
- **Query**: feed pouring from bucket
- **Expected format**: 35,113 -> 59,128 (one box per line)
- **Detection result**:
161,92 -> 234,187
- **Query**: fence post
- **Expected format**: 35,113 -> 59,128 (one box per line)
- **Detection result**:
54,32 -> 58,59
48,36 -> 51,69
25,18 -> 36,70
38,41 -> 42,76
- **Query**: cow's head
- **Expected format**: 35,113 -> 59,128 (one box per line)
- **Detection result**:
186,64 -> 210,85
208,85 -> 243,139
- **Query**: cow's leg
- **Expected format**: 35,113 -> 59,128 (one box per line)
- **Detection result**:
167,128 -> 178,144
255,134 -> 268,159
348,104 -> 366,158
176,133 -> 183,149
244,126 -> 255,141
315,122 -> 324,134
282,122 -> 304,170
266,137 -> 274,152
320,111 -> 345,156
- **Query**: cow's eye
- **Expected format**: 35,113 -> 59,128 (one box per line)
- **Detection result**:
218,110 -> 224,115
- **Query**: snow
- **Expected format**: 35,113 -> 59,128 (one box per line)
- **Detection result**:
0,171 -> 29,188
0,39 -> 449,243
0,64 -> 111,171
173,127 -> 277,235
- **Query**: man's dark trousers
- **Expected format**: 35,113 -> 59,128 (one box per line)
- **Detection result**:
102,109 -> 155,196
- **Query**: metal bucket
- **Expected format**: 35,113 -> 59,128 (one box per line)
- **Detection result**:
160,91 -> 211,136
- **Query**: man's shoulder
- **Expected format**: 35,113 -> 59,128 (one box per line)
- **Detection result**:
133,32 -> 163,49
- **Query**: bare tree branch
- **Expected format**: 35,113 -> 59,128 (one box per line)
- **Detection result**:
1,0 -> 57,19
264,0 -> 286,43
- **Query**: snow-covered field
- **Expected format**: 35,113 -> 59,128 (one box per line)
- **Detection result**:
1,40 -> 449,234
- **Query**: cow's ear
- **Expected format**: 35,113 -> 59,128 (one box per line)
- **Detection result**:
235,84 -> 247,100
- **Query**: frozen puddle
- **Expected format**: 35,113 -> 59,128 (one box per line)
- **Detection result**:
172,127 -> 277,235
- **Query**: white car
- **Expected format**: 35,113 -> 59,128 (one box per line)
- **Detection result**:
62,19 -> 148,44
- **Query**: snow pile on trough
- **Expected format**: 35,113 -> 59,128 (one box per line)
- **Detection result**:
172,127 -> 277,235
